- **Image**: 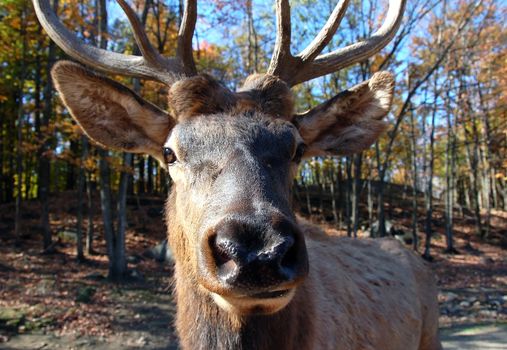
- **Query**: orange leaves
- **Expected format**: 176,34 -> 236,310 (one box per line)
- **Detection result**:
9,17 -> 22,31
199,40 -> 221,60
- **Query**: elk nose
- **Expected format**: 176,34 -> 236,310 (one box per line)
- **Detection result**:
208,219 -> 306,289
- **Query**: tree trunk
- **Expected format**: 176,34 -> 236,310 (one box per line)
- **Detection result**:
112,153 -> 132,282
375,142 -> 386,237
99,149 -> 118,279
303,175 -> 312,217
352,153 -> 362,237
409,108 -> 419,251
345,157 -> 352,237
15,18 -> 27,243
477,88 -> 493,238
39,0 -> 58,251
444,89 -> 456,254
138,156 -> 145,194
7,111 -> 14,203
423,81 -> 438,261
329,163 -> 339,225
94,0 -> 121,279
367,159 -> 374,235
6,98 -> 15,204
76,154 -> 85,262
147,156 -> 154,193
245,0 -> 259,74
24,139 -> 32,200
83,138 -> 95,255
0,105 -> 3,203
66,140 -> 78,190
463,108 -> 483,237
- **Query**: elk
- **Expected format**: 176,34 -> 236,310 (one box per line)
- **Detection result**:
33,0 -> 442,349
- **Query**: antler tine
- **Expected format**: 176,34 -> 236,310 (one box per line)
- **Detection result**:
267,0 -> 295,78
116,0 -> 165,68
32,0 -> 194,85
177,0 -> 197,76
268,0 -> 406,87
297,0 -> 350,62
292,0 -> 406,86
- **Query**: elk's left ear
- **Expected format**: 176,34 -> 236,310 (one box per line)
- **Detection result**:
295,71 -> 394,157
51,61 -> 175,163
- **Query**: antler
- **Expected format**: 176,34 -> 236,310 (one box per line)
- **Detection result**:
268,0 -> 406,86
32,0 -> 197,85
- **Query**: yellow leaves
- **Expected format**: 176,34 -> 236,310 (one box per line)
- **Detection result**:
370,54 -> 387,73
309,159 -> 321,170
322,157 -> 334,169
54,119 -> 83,141
392,168 -> 410,185
83,157 -> 97,172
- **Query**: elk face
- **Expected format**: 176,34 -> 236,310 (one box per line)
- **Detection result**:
50,61 -> 394,316
165,114 -> 308,315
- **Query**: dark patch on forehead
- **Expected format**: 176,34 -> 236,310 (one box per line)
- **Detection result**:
173,113 -> 296,163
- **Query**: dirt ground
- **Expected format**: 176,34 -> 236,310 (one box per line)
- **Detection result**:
0,193 -> 506,349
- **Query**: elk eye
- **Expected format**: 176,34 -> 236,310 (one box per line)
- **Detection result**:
163,147 -> 177,165
293,144 -> 306,163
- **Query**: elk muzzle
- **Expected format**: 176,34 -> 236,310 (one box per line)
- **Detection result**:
198,214 -> 308,314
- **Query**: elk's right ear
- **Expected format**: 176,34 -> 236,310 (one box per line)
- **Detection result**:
51,61 -> 175,162
294,71 -> 394,157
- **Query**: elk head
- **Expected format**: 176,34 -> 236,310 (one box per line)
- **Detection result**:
34,0 -> 405,316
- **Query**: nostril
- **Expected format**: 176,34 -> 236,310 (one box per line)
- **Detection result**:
209,234 -> 239,280
211,235 -> 230,264
218,259 -> 238,279
280,237 -> 299,272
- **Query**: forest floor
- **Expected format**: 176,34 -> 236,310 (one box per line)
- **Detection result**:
0,191 -> 506,349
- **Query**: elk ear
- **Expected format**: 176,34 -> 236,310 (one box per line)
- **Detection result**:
51,61 -> 175,162
295,71 -> 394,157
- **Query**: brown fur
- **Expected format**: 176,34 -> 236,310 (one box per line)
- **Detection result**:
168,74 -> 237,121
168,73 -> 294,121
236,74 -> 295,119
168,204 -> 441,350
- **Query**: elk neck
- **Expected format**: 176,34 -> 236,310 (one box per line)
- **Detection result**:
166,191 -> 316,350
172,260 -> 316,350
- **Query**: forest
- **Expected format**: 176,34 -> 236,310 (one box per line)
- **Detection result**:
0,0 -> 506,348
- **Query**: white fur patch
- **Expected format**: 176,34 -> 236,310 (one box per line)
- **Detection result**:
211,289 -> 296,315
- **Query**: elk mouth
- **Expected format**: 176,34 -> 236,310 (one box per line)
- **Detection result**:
210,287 -> 296,315
249,289 -> 290,299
